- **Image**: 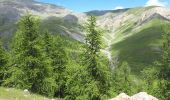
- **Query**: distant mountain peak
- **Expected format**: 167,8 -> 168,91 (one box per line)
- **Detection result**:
86,8 -> 129,16
0,0 -> 72,18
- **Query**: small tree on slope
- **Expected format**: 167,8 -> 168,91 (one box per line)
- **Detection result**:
83,16 -> 111,99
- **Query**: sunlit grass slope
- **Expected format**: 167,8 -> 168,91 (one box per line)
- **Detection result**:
0,87 -> 56,100
112,19 -> 170,75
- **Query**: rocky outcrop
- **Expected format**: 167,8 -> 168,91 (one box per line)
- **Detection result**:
131,92 -> 158,100
110,92 -> 158,100
110,93 -> 130,100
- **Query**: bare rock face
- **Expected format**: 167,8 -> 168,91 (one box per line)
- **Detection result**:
110,92 -> 158,100
131,92 -> 158,100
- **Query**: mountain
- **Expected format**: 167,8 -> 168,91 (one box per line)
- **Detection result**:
93,6 -> 170,74
0,0 -> 86,44
85,8 -> 129,16
0,0 -> 170,75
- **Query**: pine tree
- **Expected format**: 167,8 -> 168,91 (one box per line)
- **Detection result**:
84,16 -> 102,78
42,30 -> 53,55
141,67 -> 157,94
3,14 -> 56,97
0,40 -> 8,84
157,24 -> 170,99
83,16 -> 111,99
42,32 -> 68,98
53,35 -> 68,98
113,61 -> 132,95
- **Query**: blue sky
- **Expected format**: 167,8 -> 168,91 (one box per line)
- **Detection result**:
36,0 -> 170,12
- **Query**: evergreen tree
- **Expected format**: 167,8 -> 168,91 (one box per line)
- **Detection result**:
42,30 -> 53,56
141,67 -> 157,94
42,32 -> 68,98
113,61 -> 132,95
3,14 -> 56,97
0,40 -> 8,84
83,16 -> 111,99
53,35 -> 68,98
157,24 -> 170,99
65,62 -> 93,100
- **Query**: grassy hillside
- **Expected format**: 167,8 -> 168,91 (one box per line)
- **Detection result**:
40,16 -> 83,36
0,87 -> 55,100
112,19 -> 169,75
0,15 -> 84,47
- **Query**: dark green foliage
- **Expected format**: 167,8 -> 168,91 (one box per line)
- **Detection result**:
0,40 -> 8,84
0,13 -> 114,99
82,16 -> 111,99
112,61 -> 132,95
156,24 -> 170,99
42,30 -> 68,98
84,16 -> 102,80
65,61 -> 110,100
141,67 -> 158,94
65,62 -> 94,100
3,14 -> 56,97
53,37 -> 68,98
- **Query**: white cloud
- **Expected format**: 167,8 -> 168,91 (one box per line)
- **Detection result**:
114,6 -> 124,10
145,0 -> 167,7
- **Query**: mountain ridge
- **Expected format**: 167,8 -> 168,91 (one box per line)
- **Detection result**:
0,0 -> 170,41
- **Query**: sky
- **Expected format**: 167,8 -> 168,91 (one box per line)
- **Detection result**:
36,0 -> 170,12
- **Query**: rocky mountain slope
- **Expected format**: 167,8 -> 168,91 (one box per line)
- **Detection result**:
0,0 -> 86,42
0,0 -> 170,75
90,6 -> 170,73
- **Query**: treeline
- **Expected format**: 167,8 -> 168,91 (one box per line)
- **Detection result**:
0,14 -> 169,100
